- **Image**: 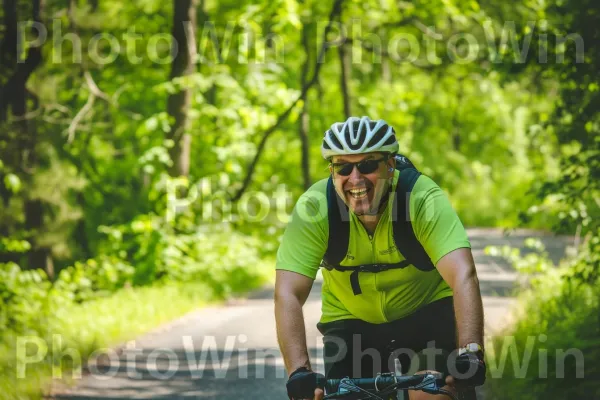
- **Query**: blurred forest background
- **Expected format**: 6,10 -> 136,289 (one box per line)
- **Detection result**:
0,0 -> 598,398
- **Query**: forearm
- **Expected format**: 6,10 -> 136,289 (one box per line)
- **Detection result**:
275,294 -> 312,375
452,272 -> 485,349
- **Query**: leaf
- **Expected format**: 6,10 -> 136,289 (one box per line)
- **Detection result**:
4,174 -> 21,193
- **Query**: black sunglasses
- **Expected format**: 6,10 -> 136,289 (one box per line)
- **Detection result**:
331,157 -> 388,176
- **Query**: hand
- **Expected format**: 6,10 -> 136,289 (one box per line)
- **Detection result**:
446,352 -> 486,388
286,367 -> 326,400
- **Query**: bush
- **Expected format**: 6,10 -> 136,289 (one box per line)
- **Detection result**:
0,263 -> 51,335
0,174 -> 275,398
96,201 -> 273,297
485,239 -> 600,399
0,220 -> 273,399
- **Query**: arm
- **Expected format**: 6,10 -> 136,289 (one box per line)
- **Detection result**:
274,184 -> 327,399
436,248 -> 485,349
275,269 -> 315,375
274,186 -> 328,374
408,176 -> 484,348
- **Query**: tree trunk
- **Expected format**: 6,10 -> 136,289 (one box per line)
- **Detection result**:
0,0 -> 18,122
166,0 -> 198,177
339,43 -> 352,118
451,78 -> 465,152
1,0 -> 52,276
73,192 -> 92,259
24,1 -> 51,276
0,0 -> 18,69
298,21 -> 312,190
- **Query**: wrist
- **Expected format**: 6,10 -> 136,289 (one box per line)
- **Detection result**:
458,342 -> 484,358
288,364 -> 312,378
290,366 -> 310,374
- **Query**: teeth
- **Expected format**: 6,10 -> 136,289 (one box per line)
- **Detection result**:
349,188 -> 368,198
349,189 -> 368,194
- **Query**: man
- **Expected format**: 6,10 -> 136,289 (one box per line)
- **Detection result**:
275,116 -> 486,400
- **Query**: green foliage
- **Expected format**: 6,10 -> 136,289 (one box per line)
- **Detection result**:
486,238 -> 555,276
485,251 -> 600,400
52,257 -> 135,303
562,229 -> 600,285
98,213 -> 271,296
0,263 -> 50,335
0,238 -> 31,253
1,0 -> 571,274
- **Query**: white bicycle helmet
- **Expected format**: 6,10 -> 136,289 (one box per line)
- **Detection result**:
321,116 -> 399,160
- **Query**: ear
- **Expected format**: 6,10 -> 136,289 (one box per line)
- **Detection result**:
387,158 -> 395,177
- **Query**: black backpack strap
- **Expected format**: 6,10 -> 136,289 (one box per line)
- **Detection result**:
393,168 -> 435,272
395,154 -> 416,171
325,262 -> 412,295
321,176 -> 350,267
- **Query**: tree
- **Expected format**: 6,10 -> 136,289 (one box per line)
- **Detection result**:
166,0 -> 199,177
298,17 -> 313,190
0,0 -> 52,276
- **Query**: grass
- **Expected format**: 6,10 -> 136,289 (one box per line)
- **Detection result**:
0,262 -> 275,400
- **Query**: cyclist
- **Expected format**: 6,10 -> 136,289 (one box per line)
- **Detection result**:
275,116 -> 486,400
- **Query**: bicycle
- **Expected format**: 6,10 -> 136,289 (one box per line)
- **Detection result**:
322,371 -> 462,400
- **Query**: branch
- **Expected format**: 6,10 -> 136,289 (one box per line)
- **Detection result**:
67,88 -> 96,143
66,71 -> 113,143
46,103 -> 72,115
231,0 -> 344,202
381,16 -> 417,30
9,107 -> 43,122
413,20 -> 444,40
84,70 -> 110,101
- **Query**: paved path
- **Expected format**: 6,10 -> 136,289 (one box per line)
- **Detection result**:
51,229 -> 573,400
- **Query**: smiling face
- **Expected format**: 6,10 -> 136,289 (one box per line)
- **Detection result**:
329,152 -> 396,217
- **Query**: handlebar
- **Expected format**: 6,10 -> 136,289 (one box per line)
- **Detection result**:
326,373 -> 439,391
322,372 -> 458,400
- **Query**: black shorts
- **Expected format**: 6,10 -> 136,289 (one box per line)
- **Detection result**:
316,296 -> 457,380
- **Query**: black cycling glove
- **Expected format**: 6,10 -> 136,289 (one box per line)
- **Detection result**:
453,352 -> 486,387
286,367 -> 325,400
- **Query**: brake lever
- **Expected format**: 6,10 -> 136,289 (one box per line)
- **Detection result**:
335,378 -> 386,400
410,374 -> 442,394
409,374 -> 459,400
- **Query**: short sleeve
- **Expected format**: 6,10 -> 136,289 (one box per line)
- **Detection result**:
409,175 -> 471,265
275,188 -> 329,279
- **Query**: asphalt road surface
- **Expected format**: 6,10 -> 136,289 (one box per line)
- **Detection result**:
51,228 -> 573,400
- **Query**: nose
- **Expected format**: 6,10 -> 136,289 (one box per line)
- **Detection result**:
347,164 -> 363,182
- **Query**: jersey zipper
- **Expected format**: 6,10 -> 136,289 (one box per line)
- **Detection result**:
358,218 -> 388,322
373,223 -> 388,322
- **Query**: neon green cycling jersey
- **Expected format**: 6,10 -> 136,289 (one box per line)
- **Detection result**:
276,170 -> 471,324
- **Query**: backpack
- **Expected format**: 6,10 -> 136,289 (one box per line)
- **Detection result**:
320,154 -> 435,295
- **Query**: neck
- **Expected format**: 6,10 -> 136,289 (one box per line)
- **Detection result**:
356,179 -> 394,233
358,214 -> 381,235
357,193 -> 390,234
